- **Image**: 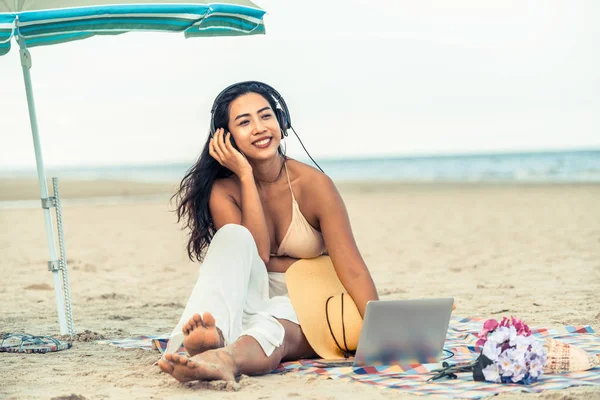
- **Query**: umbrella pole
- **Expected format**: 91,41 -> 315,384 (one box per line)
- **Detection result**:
16,37 -> 69,335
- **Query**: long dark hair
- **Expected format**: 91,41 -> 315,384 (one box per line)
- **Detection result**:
173,82 -> 286,262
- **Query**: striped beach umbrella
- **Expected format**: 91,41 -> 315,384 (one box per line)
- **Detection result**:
0,1 -> 265,55
0,0 -> 266,337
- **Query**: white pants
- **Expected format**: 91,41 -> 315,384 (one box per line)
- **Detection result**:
166,224 -> 298,357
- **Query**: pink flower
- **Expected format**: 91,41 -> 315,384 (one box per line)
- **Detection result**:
484,319 -> 499,331
476,316 -> 532,347
476,319 -> 500,346
511,316 -> 532,337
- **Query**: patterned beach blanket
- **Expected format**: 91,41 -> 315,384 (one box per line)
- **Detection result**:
98,316 -> 600,398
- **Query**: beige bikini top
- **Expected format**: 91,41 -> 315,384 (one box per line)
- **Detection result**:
271,163 -> 327,259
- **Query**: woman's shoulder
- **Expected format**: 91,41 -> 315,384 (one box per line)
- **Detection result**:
287,158 -> 325,178
211,175 -> 240,200
286,158 -> 335,193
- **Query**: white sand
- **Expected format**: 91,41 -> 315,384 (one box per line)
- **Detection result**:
1,180 -> 599,399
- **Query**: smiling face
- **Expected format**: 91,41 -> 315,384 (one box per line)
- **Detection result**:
227,92 -> 281,161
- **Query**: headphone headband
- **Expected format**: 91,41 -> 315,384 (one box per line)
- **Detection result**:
210,81 -> 291,137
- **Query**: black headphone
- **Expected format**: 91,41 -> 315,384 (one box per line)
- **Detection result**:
210,81 -> 291,139
209,81 -> 324,173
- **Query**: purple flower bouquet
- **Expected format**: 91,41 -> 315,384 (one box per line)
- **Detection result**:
473,317 -> 547,384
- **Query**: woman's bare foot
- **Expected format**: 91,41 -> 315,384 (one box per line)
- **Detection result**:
182,312 -> 224,356
158,350 -> 237,382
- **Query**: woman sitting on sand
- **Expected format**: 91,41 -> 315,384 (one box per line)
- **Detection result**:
158,82 -> 378,382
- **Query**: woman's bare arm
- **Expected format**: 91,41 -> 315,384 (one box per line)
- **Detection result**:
209,178 -> 271,264
266,256 -> 299,273
312,174 -> 379,317
208,129 -> 271,264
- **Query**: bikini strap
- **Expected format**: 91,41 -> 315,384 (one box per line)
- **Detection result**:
283,162 -> 296,201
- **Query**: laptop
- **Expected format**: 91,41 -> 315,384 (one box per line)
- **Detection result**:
320,298 -> 454,367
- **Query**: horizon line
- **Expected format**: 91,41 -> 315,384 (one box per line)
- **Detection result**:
1,146 -> 599,171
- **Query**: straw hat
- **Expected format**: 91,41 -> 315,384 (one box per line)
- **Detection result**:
285,256 -> 363,359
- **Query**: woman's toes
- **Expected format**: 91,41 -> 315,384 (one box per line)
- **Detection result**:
192,314 -> 203,327
202,312 -> 216,327
158,359 -> 174,374
178,356 -> 189,366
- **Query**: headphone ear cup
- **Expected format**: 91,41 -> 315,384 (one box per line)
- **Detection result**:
276,108 -> 289,137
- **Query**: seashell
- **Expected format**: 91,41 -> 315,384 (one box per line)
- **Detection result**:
543,338 -> 600,374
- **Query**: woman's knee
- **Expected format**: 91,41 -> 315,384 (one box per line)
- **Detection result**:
213,224 -> 254,245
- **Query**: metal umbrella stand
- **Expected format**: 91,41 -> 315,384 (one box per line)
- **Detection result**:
17,34 -> 74,337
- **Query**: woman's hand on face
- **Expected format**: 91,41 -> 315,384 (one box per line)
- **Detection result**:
209,128 -> 253,179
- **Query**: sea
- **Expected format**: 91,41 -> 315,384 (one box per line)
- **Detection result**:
2,149 -> 599,184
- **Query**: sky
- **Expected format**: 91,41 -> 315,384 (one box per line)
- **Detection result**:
1,0 -> 599,169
